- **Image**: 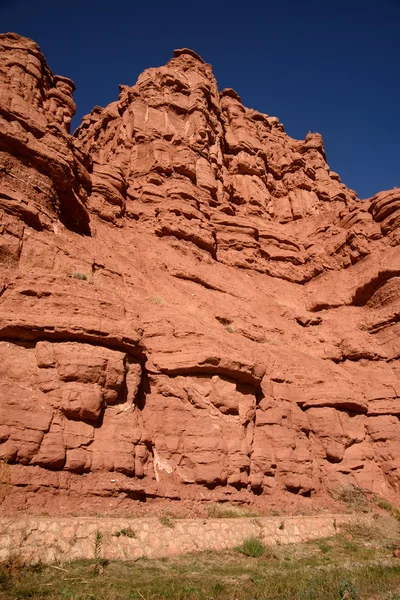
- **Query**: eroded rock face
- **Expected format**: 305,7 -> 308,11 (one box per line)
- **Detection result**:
0,33 -> 91,242
1,34 -> 400,512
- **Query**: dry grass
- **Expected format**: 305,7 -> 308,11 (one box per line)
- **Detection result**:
207,503 -> 261,519
375,497 -> 394,512
330,482 -> 369,511
112,527 -> 136,539
374,496 -> 400,526
148,295 -> 164,305
0,458 -> 10,504
159,513 -> 175,528
71,272 -> 88,281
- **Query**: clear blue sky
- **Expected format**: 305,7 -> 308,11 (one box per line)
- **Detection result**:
1,0 -> 399,199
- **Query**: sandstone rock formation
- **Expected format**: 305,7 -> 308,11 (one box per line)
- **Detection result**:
1,33 -> 400,513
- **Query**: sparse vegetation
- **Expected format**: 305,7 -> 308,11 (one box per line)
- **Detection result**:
94,530 -> 104,574
318,540 -> 331,553
0,554 -> 24,594
341,520 -> 378,541
337,577 -> 360,600
207,504 -> 261,518
0,568 -> 12,593
159,513 -> 175,528
235,536 -> 265,557
374,496 -> 400,525
113,527 -> 136,538
0,457 -> 10,503
71,272 -> 88,281
330,482 -> 369,511
375,498 -> 393,512
148,295 -> 164,305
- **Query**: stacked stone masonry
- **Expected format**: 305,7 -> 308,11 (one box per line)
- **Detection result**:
0,514 -> 364,565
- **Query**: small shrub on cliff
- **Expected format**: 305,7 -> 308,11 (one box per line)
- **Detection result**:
71,272 -> 88,281
160,513 -> 175,528
235,536 -> 265,558
0,457 -> 10,503
375,498 -> 393,512
149,295 -> 164,305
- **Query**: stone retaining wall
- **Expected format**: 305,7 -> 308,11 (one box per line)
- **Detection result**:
0,514 -> 367,565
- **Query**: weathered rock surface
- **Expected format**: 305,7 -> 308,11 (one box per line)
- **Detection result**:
1,33 -> 400,513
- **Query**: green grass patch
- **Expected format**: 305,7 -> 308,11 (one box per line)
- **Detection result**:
235,536 -> 265,558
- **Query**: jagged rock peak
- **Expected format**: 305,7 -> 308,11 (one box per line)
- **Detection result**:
0,32 -> 91,235
220,88 -> 242,102
173,47 -> 206,63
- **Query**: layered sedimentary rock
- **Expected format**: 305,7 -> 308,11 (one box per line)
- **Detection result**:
1,34 -> 400,512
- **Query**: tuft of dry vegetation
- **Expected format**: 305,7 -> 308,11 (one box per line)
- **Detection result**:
374,496 -> 400,526
207,503 -> 261,519
148,295 -> 164,305
330,482 -> 369,511
0,457 -> 10,504
113,527 -> 136,539
375,497 -> 393,512
71,272 -> 88,281
159,513 -> 175,528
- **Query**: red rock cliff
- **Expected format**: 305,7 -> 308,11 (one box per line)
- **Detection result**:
1,34 -> 400,513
